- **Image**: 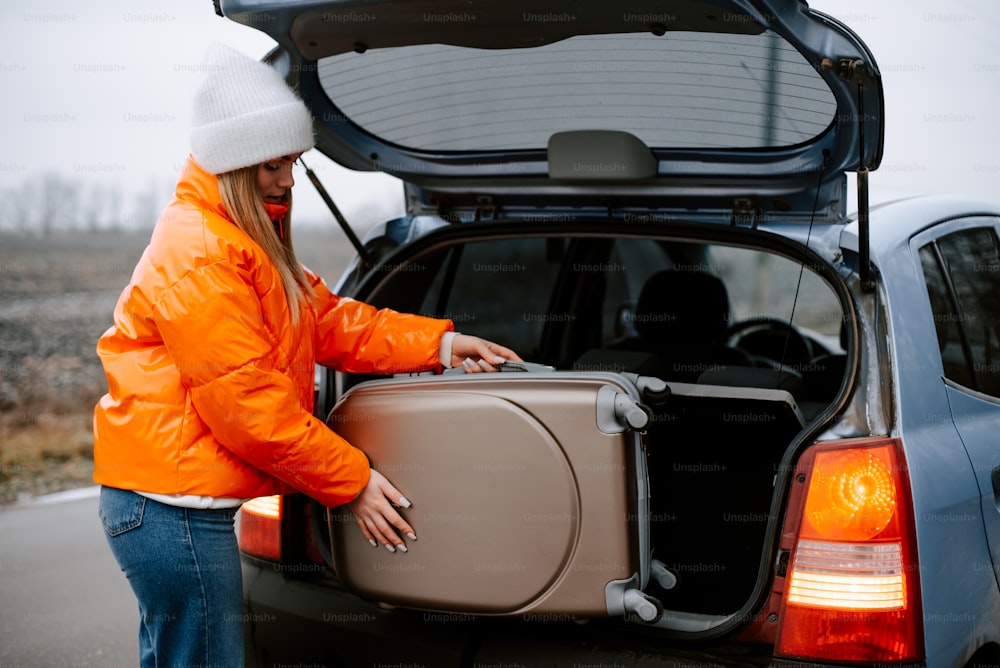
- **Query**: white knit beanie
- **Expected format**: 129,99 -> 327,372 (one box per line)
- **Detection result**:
190,43 -> 314,175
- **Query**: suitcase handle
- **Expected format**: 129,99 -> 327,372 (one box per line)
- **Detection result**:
441,360 -> 556,375
496,360 -> 556,373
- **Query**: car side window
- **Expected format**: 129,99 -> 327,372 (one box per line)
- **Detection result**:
417,237 -> 564,361
919,227 -> 1000,396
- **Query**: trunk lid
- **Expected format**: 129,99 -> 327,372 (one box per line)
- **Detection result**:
218,0 -> 883,222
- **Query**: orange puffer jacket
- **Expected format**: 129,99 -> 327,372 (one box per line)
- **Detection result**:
93,156 -> 452,507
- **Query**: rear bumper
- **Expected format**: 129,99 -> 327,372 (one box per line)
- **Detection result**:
242,557 -> 475,667
242,557 -> 780,668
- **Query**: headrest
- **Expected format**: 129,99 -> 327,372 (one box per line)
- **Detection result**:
634,271 -> 731,343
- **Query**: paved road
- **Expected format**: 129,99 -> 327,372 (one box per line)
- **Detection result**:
0,487 -> 138,667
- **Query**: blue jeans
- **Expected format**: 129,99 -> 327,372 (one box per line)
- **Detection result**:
98,485 -> 244,668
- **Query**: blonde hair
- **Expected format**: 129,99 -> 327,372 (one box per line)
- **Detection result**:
217,164 -> 315,324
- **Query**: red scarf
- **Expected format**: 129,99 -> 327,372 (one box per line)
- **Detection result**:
264,202 -> 290,239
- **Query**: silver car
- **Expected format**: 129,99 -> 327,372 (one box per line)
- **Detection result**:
224,1 -> 1000,666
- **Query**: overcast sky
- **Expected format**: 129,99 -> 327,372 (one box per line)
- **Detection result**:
1,0 -> 405,230
1,0 -> 998,230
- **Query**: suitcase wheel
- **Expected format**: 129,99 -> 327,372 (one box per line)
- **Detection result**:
623,589 -> 664,623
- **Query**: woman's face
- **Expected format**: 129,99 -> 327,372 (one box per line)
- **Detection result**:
256,154 -> 301,205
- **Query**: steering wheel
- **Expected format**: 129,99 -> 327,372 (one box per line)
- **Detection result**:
724,317 -> 814,370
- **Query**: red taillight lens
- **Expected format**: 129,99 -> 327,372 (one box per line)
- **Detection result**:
238,495 -> 283,561
776,438 -> 923,663
802,446 -> 897,542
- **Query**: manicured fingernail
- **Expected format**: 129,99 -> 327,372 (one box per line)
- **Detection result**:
398,496 -> 411,508
384,544 -> 395,553
369,539 -> 378,547
478,359 -> 492,370
397,544 -> 407,553
406,532 -> 417,540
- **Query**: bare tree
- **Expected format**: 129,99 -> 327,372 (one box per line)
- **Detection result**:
81,183 -> 105,232
106,185 -> 123,232
0,185 -> 29,233
129,179 -> 167,231
6,173 -> 85,236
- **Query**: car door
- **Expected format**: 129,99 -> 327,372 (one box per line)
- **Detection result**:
916,218 -> 1000,587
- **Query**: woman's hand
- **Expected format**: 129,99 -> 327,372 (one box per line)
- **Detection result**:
450,333 -> 523,372
348,469 -> 416,553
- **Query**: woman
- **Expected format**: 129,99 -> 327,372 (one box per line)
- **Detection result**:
93,43 -> 520,668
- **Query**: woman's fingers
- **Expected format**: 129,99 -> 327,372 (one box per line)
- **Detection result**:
372,469 -> 410,510
349,469 -> 416,552
451,335 -> 523,370
486,340 -> 523,363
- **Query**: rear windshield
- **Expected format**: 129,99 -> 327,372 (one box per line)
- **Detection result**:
317,30 -> 837,152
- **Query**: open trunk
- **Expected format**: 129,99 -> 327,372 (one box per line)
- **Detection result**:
313,225 -> 850,632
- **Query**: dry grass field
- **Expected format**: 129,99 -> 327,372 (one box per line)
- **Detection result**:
0,226 -> 356,503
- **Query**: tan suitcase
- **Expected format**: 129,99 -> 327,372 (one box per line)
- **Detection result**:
325,368 -> 665,621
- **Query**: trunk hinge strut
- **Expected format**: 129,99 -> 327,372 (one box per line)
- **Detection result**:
853,62 -> 875,293
299,157 -> 373,272
824,57 -> 876,292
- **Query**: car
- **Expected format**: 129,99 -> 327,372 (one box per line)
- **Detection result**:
222,1 -> 1000,666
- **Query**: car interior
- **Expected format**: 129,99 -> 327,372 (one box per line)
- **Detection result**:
332,223 -> 849,616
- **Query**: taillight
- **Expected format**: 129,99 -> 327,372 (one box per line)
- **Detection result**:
238,495 -> 283,562
775,437 -> 923,663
